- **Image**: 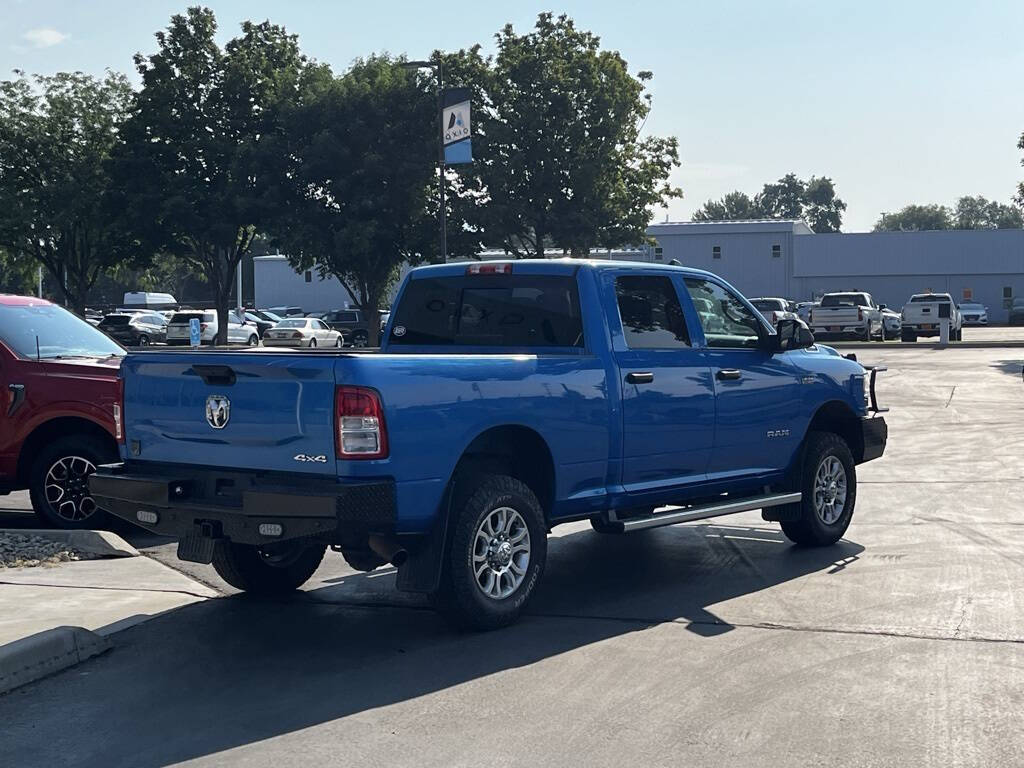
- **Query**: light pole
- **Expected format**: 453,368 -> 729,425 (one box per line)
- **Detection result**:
402,58 -> 446,264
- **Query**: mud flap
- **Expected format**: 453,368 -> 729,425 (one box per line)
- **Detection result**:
177,525 -> 220,564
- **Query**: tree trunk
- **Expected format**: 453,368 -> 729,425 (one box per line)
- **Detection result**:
214,292 -> 230,346
365,286 -> 381,347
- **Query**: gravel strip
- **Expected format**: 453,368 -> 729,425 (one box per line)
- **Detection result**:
0,532 -> 98,569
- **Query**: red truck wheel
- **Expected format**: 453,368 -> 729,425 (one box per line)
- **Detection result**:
29,435 -> 115,529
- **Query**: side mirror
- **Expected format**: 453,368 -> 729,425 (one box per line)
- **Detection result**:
775,318 -> 815,352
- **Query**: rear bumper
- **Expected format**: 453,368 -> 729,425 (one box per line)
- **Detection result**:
89,463 -> 396,545
859,416 -> 887,464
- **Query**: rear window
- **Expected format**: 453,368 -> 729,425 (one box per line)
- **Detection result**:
390,275 -> 584,349
751,299 -> 784,312
277,319 -> 308,328
821,294 -> 867,307
100,315 -> 132,326
170,312 -> 213,323
910,294 -> 951,303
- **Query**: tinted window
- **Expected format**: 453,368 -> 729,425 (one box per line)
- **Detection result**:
391,275 -> 583,348
821,294 -> 868,307
910,294 -> 951,303
614,275 -> 690,349
170,312 -> 204,324
100,315 -> 132,327
684,278 -> 763,349
0,304 -> 124,359
338,312 -> 359,323
751,299 -> 785,312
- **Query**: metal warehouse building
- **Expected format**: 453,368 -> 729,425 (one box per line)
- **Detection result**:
254,221 -> 1024,322
648,220 -> 1024,322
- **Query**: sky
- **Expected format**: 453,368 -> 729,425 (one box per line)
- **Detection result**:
2,0 -> 1023,232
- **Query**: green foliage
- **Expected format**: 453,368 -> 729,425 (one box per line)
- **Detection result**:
270,55 -> 445,345
1017,131 -> 1024,208
446,13 -> 681,257
0,247 -> 39,295
692,173 -> 846,232
691,191 -> 759,222
113,6 -> 307,341
875,197 -> 1022,231
0,70 -> 138,312
954,195 -> 1023,229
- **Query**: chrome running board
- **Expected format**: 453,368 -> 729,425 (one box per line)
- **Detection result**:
611,492 -> 801,532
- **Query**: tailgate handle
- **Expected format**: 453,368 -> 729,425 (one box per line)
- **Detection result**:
191,365 -> 236,387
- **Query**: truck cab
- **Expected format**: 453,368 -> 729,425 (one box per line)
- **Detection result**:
91,261 -> 887,629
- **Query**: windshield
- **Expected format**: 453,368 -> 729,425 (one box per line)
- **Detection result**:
0,303 -> 125,360
821,294 -> 866,307
257,310 -> 283,322
277,319 -> 308,328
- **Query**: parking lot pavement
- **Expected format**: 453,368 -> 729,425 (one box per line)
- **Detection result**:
2,342 -> 1024,767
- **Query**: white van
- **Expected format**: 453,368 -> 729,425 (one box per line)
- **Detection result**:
122,292 -> 178,310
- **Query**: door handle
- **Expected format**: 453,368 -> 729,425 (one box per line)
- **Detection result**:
716,369 -> 742,381
625,372 -> 654,384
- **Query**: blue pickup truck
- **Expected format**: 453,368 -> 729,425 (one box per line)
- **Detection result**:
91,260 -> 887,629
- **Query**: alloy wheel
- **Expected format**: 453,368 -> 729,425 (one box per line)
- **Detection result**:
472,506 -> 531,600
813,455 -> 847,525
44,456 -> 99,523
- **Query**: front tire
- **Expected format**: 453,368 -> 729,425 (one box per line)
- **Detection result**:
308,338 -> 317,348
211,539 -> 326,595
431,474 -> 547,630
352,332 -> 368,348
248,334 -> 259,347
138,335 -> 150,346
29,435 -> 116,529
779,431 -> 857,547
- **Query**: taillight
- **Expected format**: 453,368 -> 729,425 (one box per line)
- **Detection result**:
335,386 -> 388,459
113,378 -> 125,444
291,331 -> 303,339
858,309 -> 863,322
466,263 -> 512,275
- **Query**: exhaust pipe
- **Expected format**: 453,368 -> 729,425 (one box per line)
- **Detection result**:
367,535 -> 408,568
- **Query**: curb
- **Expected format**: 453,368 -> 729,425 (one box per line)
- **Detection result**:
0,626 -> 111,695
0,529 -> 139,558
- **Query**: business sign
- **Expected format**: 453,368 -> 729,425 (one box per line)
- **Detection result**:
442,87 -> 472,164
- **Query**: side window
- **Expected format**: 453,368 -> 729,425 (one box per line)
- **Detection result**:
614,275 -> 690,349
684,278 -> 763,349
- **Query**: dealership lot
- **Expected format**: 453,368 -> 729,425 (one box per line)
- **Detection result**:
3,340 -> 1024,767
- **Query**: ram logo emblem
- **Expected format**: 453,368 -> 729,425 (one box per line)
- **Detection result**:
766,429 -> 791,439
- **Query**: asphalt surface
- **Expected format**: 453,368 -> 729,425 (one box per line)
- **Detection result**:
3,339 -> 1024,767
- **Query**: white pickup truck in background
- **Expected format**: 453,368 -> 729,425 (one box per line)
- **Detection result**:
900,293 -> 962,342
809,292 -> 884,341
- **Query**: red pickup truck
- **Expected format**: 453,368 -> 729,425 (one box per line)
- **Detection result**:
0,295 -> 123,528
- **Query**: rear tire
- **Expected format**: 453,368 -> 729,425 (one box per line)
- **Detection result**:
308,338 -> 317,348
353,332 -> 368,348
430,474 -> 546,630
211,540 -> 326,595
248,334 -> 259,346
779,432 -> 857,547
29,435 -> 116,529
335,336 -> 344,348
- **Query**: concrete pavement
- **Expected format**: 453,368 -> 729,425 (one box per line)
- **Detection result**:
2,341 -> 1024,767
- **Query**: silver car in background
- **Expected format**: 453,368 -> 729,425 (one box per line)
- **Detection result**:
262,318 -> 344,348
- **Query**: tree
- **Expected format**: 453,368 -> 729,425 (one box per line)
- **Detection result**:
114,7 -> 306,343
691,191 -> 759,222
755,173 -> 806,220
0,70 -> 138,313
691,173 -> 846,231
0,247 -> 38,295
1017,130 -> 1024,209
953,195 -> 1023,229
270,56 -> 442,346
802,176 -> 847,233
447,14 -> 681,257
874,204 -> 952,231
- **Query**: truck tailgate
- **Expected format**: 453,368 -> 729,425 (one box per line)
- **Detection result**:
122,352 -> 338,476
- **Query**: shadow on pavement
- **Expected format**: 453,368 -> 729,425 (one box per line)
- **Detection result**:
989,360 -> 1024,378
0,523 -> 863,768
